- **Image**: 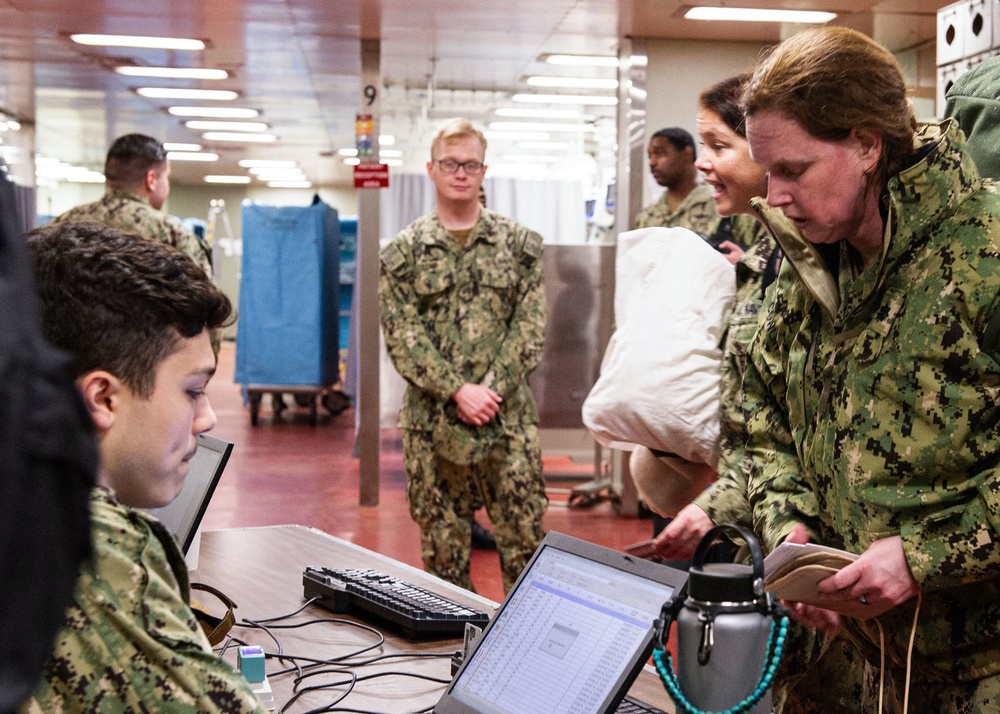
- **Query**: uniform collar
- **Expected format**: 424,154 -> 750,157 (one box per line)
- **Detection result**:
420,208 -> 499,247
105,189 -> 150,206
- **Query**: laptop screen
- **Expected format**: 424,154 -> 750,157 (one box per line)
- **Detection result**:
436,532 -> 683,714
144,433 -> 233,554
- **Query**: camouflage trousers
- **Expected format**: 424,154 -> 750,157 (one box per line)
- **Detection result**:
403,425 -> 547,593
776,632 -> 863,713
860,665 -> 1000,713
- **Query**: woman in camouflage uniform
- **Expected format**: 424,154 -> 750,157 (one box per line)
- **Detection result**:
651,74 -> 777,556
742,27 -> 1000,711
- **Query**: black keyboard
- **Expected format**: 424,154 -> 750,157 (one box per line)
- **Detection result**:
302,567 -> 490,639
615,696 -> 668,714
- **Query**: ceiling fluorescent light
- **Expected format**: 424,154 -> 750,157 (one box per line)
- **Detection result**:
379,149 -> 403,158
500,154 -> 561,163
184,120 -> 268,132
337,148 -> 359,157
519,141 -> 571,150
202,132 -> 276,143
489,121 -> 595,133
115,66 -> 227,80
526,77 -> 618,90
545,54 -> 619,67
248,169 -> 305,179
381,158 -> 404,167
684,7 -> 837,23
163,142 -> 202,151
254,175 -> 306,183
137,87 -> 238,100
496,107 -> 580,120
378,135 -> 395,146
238,159 -> 297,168
167,151 -> 219,161
169,107 -> 259,118
343,157 -> 361,166
483,130 -> 551,142
485,163 -> 547,179
70,34 -> 205,51
204,175 -> 252,184
267,181 -> 313,188
512,93 -> 618,106
66,171 -> 107,184
246,167 -> 304,175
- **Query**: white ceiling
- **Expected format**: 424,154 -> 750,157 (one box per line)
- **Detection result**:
0,0 -> 948,187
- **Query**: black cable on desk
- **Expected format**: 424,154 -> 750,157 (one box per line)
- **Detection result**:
336,652 -> 454,667
225,599 -> 454,713
279,668 -> 356,713
290,668 -> 451,714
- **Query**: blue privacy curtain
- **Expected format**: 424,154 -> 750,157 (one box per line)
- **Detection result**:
235,200 -> 340,386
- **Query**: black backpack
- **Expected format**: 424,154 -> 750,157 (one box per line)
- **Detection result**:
0,168 -> 97,711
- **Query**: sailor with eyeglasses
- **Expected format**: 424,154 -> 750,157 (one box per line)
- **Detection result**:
379,117 -> 548,595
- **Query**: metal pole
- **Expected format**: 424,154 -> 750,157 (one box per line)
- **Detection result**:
611,37 -> 648,516
358,37 -> 382,506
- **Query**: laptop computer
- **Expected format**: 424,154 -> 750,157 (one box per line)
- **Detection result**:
434,531 -> 685,714
144,433 -> 233,555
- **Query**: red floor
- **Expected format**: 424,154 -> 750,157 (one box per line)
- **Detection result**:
202,344 -> 653,602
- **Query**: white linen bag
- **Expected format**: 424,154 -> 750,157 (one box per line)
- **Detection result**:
582,227 -> 735,465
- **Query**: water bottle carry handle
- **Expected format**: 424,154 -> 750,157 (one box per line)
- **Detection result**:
690,523 -> 765,584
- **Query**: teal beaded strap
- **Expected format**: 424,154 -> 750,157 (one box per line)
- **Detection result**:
652,614 -> 789,714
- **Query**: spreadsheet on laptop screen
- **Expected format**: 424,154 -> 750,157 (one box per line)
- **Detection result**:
446,545 -> 676,714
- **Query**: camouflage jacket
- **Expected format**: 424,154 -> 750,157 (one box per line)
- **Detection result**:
51,191 -> 211,275
694,214 -> 778,528
743,120 -> 1000,680
634,183 -> 719,234
21,488 -> 265,713
379,209 -> 545,432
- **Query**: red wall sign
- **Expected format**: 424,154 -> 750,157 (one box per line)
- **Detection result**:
353,162 -> 389,189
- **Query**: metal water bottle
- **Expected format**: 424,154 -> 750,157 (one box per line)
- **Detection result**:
654,524 -> 786,714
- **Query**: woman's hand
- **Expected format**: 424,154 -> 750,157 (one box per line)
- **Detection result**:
813,536 -> 920,619
651,503 -> 715,560
717,240 -> 745,265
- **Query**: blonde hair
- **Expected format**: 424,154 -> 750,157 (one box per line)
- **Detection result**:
430,118 -> 487,159
743,27 -> 916,187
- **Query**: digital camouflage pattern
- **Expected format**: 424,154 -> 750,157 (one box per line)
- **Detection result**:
380,208 -> 547,590
634,182 -> 719,233
403,426 -> 547,592
51,191 -> 211,276
744,120 -> 1000,683
682,217 -> 865,713
693,214 -> 777,528
860,659 -> 1000,713
21,488 -> 265,713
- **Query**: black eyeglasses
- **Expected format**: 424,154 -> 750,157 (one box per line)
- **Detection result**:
433,158 -> 484,174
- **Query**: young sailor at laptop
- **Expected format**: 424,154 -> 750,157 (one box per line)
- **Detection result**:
19,222 -> 265,713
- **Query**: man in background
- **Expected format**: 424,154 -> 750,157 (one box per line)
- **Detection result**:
50,133 -> 210,275
20,222 -> 264,713
634,127 -> 718,233
379,118 -> 547,592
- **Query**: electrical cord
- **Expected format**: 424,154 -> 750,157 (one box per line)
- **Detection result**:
224,596 -> 455,713
288,669 -> 451,714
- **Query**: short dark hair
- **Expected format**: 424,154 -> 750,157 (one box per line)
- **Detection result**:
651,127 -> 697,159
27,222 -> 233,398
699,75 -> 750,138
103,134 -> 167,190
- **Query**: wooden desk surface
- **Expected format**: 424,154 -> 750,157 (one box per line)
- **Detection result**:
193,525 -> 675,713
